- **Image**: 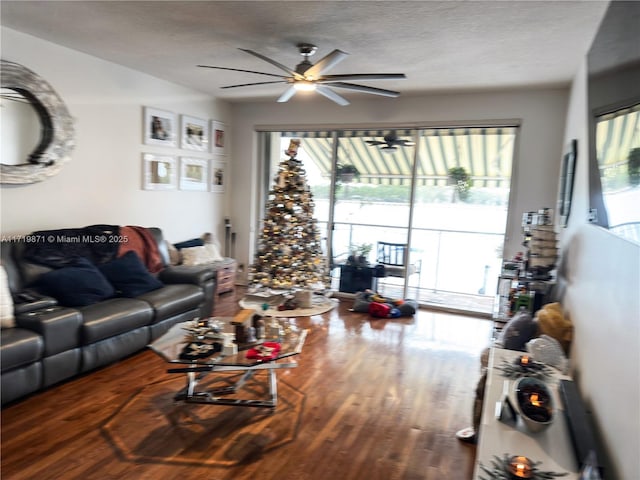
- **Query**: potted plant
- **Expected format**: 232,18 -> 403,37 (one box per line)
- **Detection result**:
447,166 -> 472,201
347,242 -> 372,265
629,148 -> 640,187
336,163 -> 360,183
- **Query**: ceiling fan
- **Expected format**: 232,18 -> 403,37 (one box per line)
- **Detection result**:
198,43 -> 406,106
366,131 -> 416,153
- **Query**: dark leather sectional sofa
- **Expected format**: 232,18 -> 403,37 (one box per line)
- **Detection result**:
1,226 -> 217,406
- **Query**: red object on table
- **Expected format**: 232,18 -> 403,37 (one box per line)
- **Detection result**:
246,342 -> 281,361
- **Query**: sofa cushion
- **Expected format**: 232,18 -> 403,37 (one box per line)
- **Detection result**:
17,307 -> 83,356
137,284 -> 204,323
34,258 -> 115,307
1,362 -> 42,405
80,298 -> 153,344
98,251 -> 163,297
497,309 -> 538,351
0,327 -> 44,372
0,265 -> 15,328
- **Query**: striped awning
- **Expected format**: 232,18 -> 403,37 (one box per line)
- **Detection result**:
280,127 -> 517,188
596,103 -> 640,171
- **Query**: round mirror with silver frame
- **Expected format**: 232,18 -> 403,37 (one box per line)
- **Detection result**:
1,59 -> 75,184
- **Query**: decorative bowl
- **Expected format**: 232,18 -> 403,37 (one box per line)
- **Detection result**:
514,377 -> 554,433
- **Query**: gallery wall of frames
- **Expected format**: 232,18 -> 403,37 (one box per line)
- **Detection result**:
141,106 -> 227,193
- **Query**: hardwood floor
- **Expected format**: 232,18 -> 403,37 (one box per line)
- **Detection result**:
1,289 -> 493,480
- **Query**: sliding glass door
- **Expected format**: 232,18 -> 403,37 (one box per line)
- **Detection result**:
258,125 -> 516,314
410,127 -> 516,310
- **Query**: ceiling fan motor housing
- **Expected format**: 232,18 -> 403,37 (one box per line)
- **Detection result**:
297,43 -> 318,57
296,44 -> 317,75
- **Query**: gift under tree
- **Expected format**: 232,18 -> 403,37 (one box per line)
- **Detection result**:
249,139 -> 328,290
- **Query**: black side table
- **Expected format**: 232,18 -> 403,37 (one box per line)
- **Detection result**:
338,264 -> 384,293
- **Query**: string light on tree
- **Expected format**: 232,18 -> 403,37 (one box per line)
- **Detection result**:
249,139 -> 329,290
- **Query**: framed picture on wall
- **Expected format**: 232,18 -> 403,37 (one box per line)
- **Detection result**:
180,115 -> 209,151
558,138 -> 577,227
210,158 -> 226,193
211,120 -> 227,154
143,107 -> 176,147
142,153 -> 177,190
179,157 -> 209,191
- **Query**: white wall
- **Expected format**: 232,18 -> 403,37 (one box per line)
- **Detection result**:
560,59 -> 640,480
230,88 -> 569,281
0,28 -> 231,243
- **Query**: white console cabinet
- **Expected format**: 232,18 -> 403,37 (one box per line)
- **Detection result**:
473,348 -> 579,479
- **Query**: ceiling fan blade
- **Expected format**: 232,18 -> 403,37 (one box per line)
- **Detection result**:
277,86 -> 298,103
365,140 -> 386,146
197,65 -> 285,79
221,80 -> 289,89
328,82 -> 401,98
320,73 -> 406,82
239,48 -> 302,79
396,140 -> 416,147
303,49 -> 348,78
316,86 -> 350,106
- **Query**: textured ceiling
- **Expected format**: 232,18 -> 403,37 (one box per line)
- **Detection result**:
1,1 -> 610,103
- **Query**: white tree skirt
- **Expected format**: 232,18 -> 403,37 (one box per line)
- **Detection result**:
239,295 -> 339,317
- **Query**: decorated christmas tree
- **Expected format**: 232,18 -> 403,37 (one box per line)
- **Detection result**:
249,139 -> 328,290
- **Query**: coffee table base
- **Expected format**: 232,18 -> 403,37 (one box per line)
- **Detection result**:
171,361 -> 297,409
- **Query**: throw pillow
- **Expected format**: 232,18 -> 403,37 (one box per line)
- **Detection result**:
497,309 -> 538,351
181,246 -> 206,266
35,257 -> 115,307
352,298 -> 371,313
166,241 -> 182,266
536,302 -> 573,354
397,299 -> 418,316
173,238 -> 204,250
526,334 -> 569,373
203,243 -> 223,262
181,244 -> 224,266
99,251 -> 163,297
0,265 -> 15,329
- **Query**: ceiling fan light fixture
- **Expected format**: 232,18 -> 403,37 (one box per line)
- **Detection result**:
199,44 -> 406,105
294,81 -> 316,92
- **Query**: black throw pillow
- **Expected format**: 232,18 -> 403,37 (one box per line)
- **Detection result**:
35,257 -> 115,307
99,251 -> 163,297
173,238 -> 204,250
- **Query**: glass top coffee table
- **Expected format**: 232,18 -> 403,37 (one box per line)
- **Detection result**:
149,319 -> 307,409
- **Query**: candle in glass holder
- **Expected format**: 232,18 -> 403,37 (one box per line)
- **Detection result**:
530,393 -> 541,407
518,355 -> 531,367
509,456 -> 533,478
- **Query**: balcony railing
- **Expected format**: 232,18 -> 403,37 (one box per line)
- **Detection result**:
328,221 -> 503,315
